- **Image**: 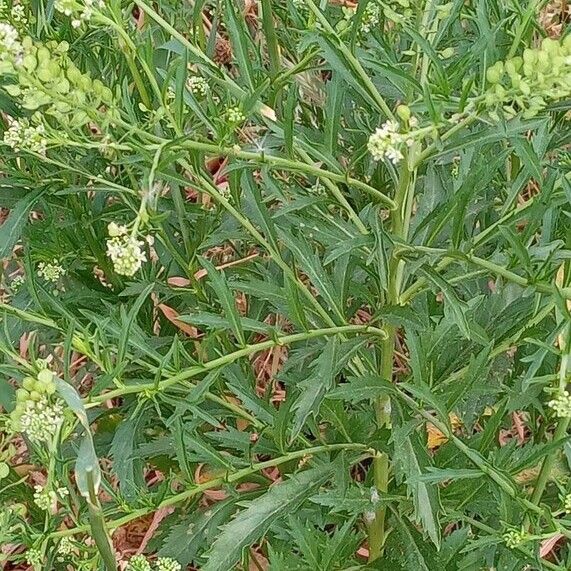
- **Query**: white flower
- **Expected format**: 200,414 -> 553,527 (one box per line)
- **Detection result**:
368,121 -> 403,164
26,548 -> 42,567
0,22 -> 19,55
19,396 -> 64,443
33,485 -> 57,511
37,260 -> 66,282
186,75 -> 209,97
156,557 -> 182,571
4,117 -> 47,154
548,391 -> 571,418
57,536 -> 74,555
54,0 -> 103,25
361,3 -> 380,33
564,492 -> 571,514
106,224 -> 147,276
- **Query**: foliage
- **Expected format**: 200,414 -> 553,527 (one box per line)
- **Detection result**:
0,0 -> 570,569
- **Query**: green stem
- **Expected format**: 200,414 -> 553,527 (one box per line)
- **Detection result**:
86,324 -> 385,404
49,443 -> 372,539
175,140 -> 395,207
369,158 -> 415,560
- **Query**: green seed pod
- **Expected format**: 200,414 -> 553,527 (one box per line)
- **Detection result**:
45,383 -> 56,395
440,47 -> 454,59
23,377 -> 36,390
66,65 -> 82,84
92,79 -> 104,96
16,388 -> 29,402
101,86 -> 113,103
23,54 -> 38,72
396,104 -> 411,122
484,91 -> 496,106
47,60 -> 61,80
37,65 -> 53,83
37,46 -> 50,62
37,369 -> 54,384
22,36 -> 33,50
511,56 -> 523,71
54,78 -> 70,94
56,41 -> 70,54
33,381 -> 47,394
522,48 -> 536,65
537,51 -> 549,71
29,390 -> 41,401
494,84 -> 506,99
505,60 -> 518,77
78,75 -> 92,91
486,64 -> 502,84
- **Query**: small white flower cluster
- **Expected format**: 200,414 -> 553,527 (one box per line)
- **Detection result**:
548,391 -> 571,418
57,536 -> 74,556
10,274 -> 25,292
11,4 -> 26,24
106,222 -> 147,276
54,0 -> 104,28
33,484 -> 69,511
0,21 -> 20,59
0,2 -> 27,25
367,120 -> 412,164
19,396 -> 64,443
564,492 -> 571,514
502,528 -> 527,549
226,106 -> 245,124
126,555 -> 181,571
37,260 -> 66,283
3,117 -> 47,154
361,3 -> 380,33
187,75 -> 209,97
26,548 -> 43,567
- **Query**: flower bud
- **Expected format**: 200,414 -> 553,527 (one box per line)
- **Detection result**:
396,104 -> 411,122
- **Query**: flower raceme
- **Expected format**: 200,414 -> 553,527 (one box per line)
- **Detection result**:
485,36 -> 571,118
9,368 -> 64,444
106,222 -> 147,277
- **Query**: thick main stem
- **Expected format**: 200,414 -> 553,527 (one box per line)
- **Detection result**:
368,161 -> 413,560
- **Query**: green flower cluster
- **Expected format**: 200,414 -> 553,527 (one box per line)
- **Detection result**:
485,36 -> 571,118
127,555 -> 181,571
9,367 -> 64,443
0,28 -> 116,129
502,528 -> 528,549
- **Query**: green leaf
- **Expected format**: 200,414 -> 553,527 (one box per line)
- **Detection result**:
199,257 -> 246,346
392,405 -> 441,547
290,337 -> 338,441
55,378 -> 101,499
418,264 -> 470,339
326,375 -> 393,403
202,465 -> 335,571
384,512 -> 440,571
510,136 -> 543,182
0,188 -> 45,261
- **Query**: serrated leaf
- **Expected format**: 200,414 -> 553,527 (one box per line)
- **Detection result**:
199,257 -> 245,346
290,337 -> 338,440
326,375 -> 394,403
418,264 -> 470,339
392,405 -> 441,547
202,465 -> 335,571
